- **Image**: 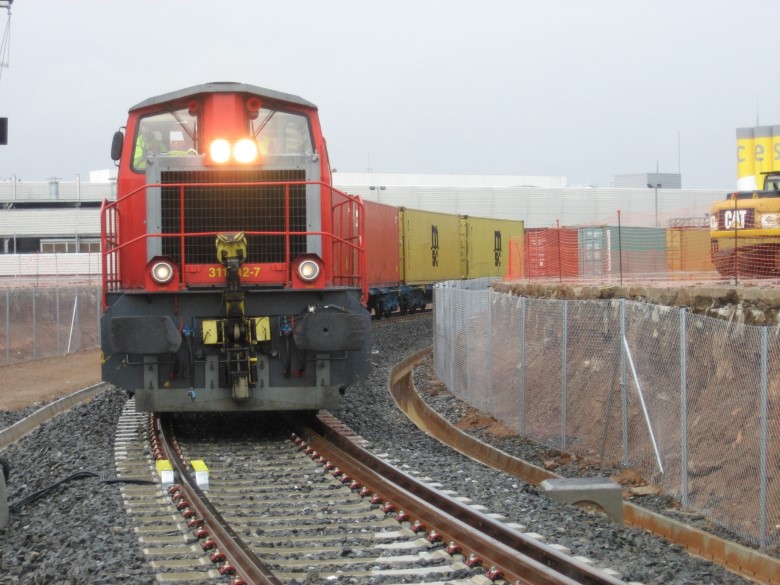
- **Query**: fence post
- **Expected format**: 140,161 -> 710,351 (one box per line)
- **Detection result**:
56,286 -> 61,355
760,326 -> 768,549
733,193 -> 739,285
562,300 -> 568,451
621,299 -> 629,466
4,289 -> 8,365
450,286 -> 455,392
557,220 -> 562,283
488,288 -> 493,415
466,289 -> 472,405
520,296 -> 526,437
680,308 -> 688,507
617,211 -> 624,287
32,288 -> 37,360
97,288 -> 103,346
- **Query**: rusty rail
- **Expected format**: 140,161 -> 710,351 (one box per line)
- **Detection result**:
155,415 -> 283,585
389,347 -> 780,585
288,413 -> 625,585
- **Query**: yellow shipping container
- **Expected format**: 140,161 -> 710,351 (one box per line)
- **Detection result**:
665,227 -> 716,273
400,208 -> 461,284
460,216 -> 524,279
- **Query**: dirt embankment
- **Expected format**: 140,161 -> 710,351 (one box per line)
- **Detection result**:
495,281 -> 780,326
0,349 -> 101,411
492,280 -> 780,546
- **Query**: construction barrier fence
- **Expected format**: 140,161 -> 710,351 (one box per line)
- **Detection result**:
507,220 -> 718,283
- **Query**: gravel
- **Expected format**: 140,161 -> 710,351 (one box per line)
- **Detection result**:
0,317 -> 764,584
334,317 -> 760,585
0,389 -> 158,584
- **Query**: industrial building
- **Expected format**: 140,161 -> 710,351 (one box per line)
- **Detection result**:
0,171 -> 725,279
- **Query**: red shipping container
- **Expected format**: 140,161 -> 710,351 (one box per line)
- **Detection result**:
363,199 -> 401,288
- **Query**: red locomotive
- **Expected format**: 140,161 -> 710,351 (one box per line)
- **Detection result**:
100,82 -> 370,412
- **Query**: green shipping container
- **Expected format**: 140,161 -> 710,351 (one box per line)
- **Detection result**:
607,226 -> 667,274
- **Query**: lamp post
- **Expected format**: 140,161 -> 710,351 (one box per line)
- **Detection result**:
647,183 -> 662,228
369,185 -> 386,202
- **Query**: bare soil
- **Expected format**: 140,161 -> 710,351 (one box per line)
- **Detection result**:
0,349 -> 101,410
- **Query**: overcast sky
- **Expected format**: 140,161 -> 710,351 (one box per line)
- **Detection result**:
1,0 -> 778,189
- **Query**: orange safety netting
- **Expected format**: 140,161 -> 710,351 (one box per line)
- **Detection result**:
502,206 -> 760,284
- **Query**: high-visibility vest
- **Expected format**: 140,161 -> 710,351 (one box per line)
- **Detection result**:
134,135 -> 163,169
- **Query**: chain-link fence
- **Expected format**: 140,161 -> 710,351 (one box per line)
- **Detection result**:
0,286 -> 102,365
434,280 -> 780,550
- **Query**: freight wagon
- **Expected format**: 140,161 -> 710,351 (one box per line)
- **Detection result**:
364,203 -> 523,317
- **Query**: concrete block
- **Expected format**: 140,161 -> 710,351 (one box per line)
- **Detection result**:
539,477 -> 623,524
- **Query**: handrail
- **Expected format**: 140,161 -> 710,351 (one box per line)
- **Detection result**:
99,179 -> 363,214
101,180 -> 366,296
100,198 -> 119,309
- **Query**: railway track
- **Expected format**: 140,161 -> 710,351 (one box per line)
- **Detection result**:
3,321 -> 778,584
112,400 -> 633,585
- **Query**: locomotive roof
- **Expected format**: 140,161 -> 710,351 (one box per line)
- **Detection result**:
129,82 -> 317,112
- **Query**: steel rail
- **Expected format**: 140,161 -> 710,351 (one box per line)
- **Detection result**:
0,383 -> 108,450
288,414 -> 625,585
155,415 -> 283,585
390,347 -> 780,585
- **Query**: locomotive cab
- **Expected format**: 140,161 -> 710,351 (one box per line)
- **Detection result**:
100,83 -> 371,412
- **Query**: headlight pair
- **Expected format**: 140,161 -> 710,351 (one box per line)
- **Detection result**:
209,138 -> 259,164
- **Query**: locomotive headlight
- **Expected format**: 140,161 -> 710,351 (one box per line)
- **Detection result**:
209,139 -> 231,164
209,138 -> 259,164
761,213 -> 780,229
298,259 -> 321,282
151,261 -> 175,284
234,138 -> 259,163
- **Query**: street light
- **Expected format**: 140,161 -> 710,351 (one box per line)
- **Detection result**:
369,185 -> 386,202
647,183 -> 662,228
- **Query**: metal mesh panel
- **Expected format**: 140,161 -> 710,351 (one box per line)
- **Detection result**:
766,336 -> 780,550
160,169 -> 307,264
450,289 -> 474,406
433,284 -> 456,392
564,299 -> 624,463
0,286 -> 101,365
433,284 -> 780,549
489,292 -> 523,433
464,290 -> 491,413
524,297 -> 565,449
623,301 -> 683,483
8,288 -> 34,361
683,316 -> 766,544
